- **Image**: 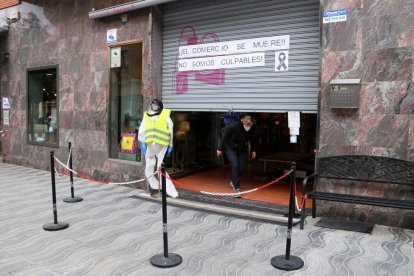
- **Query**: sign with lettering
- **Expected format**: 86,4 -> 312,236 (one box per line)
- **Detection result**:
2,97 -> 10,109
288,111 -> 300,128
177,53 -> 265,72
107,29 -> 117,44
179,35 -> 290,58
3,110 -> 9,126
323,9 -> 347,24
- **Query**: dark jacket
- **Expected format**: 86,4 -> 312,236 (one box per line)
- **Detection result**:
218,121 -> 256,153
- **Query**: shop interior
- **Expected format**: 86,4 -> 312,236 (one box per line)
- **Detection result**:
164,111 -> 317,208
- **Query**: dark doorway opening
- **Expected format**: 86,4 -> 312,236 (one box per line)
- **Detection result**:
165,111 -> 316,211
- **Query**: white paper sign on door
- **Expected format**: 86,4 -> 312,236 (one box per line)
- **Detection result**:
288,111 -> 300,128
111,47 -> 121,68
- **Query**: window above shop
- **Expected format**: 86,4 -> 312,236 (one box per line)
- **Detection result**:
27,66 -> 59,147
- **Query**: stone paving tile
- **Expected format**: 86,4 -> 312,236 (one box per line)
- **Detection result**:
0,162 -> 413,276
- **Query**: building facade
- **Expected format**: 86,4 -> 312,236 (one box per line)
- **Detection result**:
0,0 -> 413,228
0,0 -> 164,183
319,0 -> 414,227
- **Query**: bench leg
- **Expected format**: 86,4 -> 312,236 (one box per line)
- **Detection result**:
312,199 -> 316,218
300,199 -> 306,230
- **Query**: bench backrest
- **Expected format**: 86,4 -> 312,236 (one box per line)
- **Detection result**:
317,155 -> 414,185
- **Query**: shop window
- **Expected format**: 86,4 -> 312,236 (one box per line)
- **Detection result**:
108,43 -> 143,161
27,66 -> 58,146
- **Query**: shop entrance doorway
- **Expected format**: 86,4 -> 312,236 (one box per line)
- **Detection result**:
165,111 -> 317,210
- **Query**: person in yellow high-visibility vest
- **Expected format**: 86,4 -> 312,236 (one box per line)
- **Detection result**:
138,99 -> 178,198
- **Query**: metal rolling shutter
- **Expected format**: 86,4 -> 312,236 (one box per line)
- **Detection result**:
162,0 -> 320,113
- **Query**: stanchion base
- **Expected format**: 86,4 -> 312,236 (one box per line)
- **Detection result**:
271,255 -> 304,271
150,253 -> 182,268
43,222 -> 69,231
63,197 -> 83,203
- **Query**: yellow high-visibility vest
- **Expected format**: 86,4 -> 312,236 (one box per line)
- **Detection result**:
144,108 -> 171,146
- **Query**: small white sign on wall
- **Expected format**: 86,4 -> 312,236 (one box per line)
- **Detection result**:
2,97 -> 10,109
323,9 -> 348,24
107,29 -> 117,44
3,110 -> 9,126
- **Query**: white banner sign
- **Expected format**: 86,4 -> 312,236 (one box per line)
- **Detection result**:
179,35 -> 290,59
177,53 -> 265,72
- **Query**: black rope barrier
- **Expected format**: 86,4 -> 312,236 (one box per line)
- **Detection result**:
150,164 -> 182,268
271,162 -> 304,271
63,142 -> 83,203
43,151 -> 69,231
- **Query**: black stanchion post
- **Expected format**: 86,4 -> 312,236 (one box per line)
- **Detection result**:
43,151 -> 69,231
271,162 -> 304,271
63,142 -> 82,203
150,164 -> 182,268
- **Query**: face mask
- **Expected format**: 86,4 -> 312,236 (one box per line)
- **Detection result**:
150,103 -> 160,112
147,104 -> 161,116
147,108 -> 156,115
243,125 -> 251,131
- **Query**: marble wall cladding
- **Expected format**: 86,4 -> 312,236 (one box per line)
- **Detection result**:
320,0 -> 414,158
323,18 -> 361,52
409,117 -> 414,160
363,0 -> 414,17
362,47 -> 412,82
1,0 -> 158,183
320,0 -> 414,227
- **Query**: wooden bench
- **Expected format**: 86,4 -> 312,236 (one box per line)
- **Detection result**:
300,155 -> 414,246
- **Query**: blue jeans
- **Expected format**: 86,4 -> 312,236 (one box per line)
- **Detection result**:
224,147 -> 246,190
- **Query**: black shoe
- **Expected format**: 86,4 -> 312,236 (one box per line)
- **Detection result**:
149,188 -> 158,196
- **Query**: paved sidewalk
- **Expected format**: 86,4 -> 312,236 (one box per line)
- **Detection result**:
0,162 -> 413,276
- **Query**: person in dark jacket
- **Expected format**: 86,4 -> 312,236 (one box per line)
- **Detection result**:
216,114 -> 257,197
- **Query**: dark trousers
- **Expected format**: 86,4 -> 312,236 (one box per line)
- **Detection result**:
224,147 -> 246,190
